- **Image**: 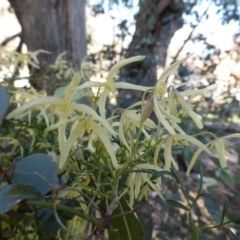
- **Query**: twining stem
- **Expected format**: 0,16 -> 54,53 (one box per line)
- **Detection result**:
26,200 -> 98,224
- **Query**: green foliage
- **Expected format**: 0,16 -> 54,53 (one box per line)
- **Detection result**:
10,153 -> 59,194
0,184 -> 43,214
0,85 -> 9,126
109,198 -> 145,240
0,48 -> 239,239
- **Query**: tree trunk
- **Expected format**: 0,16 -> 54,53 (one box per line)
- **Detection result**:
117,0 -> 185,108
8,0 -> 87,91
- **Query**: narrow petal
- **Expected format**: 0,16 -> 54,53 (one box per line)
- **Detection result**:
157,100 -> 181,123
7,97 -> 58,119
156,55 -> 190,87
124,110 -> 156,129
186,148 -> 204,176
176,134 -> 211,155
222,133 -> 240,139
134,173 -> 142,198
72,103 -> 116,135
154,142 -> 163,167
171,122 -> 186,135
107,56 -> 145,83
153,97 -> 176,135
215,139 -> 227,168
174,89 -> 188,110
119,116 -> 131,152
180,84 -> 216,98
164,136 -> 173,170
64,73 -> 81,102
187,109 -> 203,129
45,119 -> 70,131
98,90 -> 108,119
114,82 -> 152,92
91,122 -> 121,169
75,81 -> 103,91
59,121 -> 85,169
137,164 -> 162,172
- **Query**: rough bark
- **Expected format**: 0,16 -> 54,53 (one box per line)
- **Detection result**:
8,0 -> 87,90
117,0 -> 185,108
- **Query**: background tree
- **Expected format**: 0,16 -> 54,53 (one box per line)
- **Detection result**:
8,0 -> 87,90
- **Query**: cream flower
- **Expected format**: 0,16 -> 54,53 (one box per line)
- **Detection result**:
117,109 -> 156,152
186,133 -> 240,176
151,56 -> 190,135
8,71 -> 120,170
127,163 -> 163,206
75,56 -> 151,118
154,134 -> 212,170
47,115 -> 118,169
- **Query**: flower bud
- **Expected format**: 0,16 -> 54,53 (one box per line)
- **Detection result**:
140,95 -> 154,123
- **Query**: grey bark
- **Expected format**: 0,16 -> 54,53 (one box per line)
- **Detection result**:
117,0 -> 185,108
8,0 -> 87,90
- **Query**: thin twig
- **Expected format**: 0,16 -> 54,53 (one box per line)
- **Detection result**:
0,32 -> 21,46
171,3 -> 212,64
109,202 -> 144,220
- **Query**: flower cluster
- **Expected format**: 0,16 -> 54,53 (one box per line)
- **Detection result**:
7,54 -> 240,237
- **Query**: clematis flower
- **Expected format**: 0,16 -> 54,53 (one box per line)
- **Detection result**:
12,49 -> 49,70
154,133 -> 212,170
186,133 -> 240,176
50,52 -> 70,79
168,87 -> 203,129
151,56 -> 190,135
46,115 -> 118,169
127,163 -> 163,206
75,56 -> 151,118
8,73 -> 119,169
116,109 -> 156,152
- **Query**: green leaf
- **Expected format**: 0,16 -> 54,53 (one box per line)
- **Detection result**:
0,85 -> 9,126
135,201 -> 153,240
202,176 -> 218,186
203,198 -> 222,223
0,184 -> 43,214
166,199 -> 189,211
191,229 -> 199,240
151,170 -> 174,180
10,153 -> 59,194
219,200 -> 228,225
215,169 -> 234,189
227,228 -> 239,240
108,198 -> 144,240
198,192 -> 215,199
38,206 -> 72,237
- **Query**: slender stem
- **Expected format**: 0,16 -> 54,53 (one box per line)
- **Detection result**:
192,131 -> 217,139
119,201 -> 132,240
200,217 -> 240,231
26,200 -> 97,224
